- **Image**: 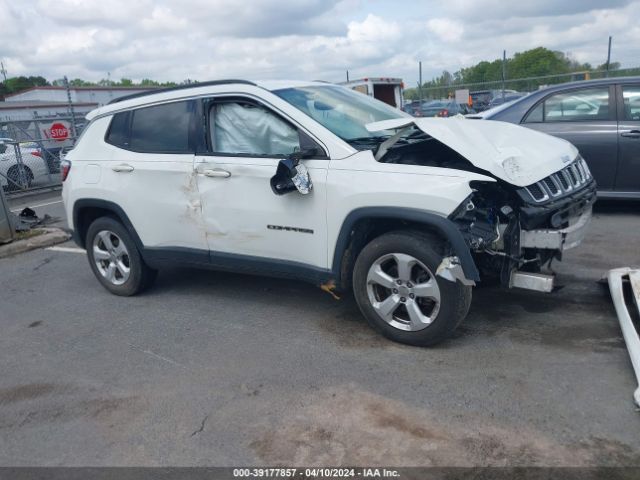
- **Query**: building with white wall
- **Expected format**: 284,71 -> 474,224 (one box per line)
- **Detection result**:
4,86 -> 153,106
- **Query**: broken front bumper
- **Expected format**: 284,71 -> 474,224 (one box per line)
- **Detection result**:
520,207 -> 592,251
607,268 -> 640,408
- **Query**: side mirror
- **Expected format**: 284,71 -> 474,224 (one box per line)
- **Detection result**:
270,152 -> 313,196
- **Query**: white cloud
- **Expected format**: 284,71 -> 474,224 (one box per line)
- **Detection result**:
0,0 -> 638,87
427,18 -> 464,42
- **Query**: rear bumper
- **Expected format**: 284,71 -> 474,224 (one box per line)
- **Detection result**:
520,207 -> 592,252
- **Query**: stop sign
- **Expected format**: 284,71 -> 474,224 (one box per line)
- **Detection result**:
49,122 -> 69,142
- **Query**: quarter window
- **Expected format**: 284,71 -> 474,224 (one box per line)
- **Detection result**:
524,87 -> 610,123
622,86 -> 640,121
105,111 -> 131,148
129,100 -> 195,153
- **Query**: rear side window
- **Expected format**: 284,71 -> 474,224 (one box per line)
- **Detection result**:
524,87 -> 610,123
130,100 -> 195,153
106,100 -> 196,153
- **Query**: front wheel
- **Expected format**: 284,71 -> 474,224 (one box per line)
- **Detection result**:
352,231 -> 471,346
86,217 -> 157,296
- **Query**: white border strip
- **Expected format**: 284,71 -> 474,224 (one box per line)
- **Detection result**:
607,267 -> 640,408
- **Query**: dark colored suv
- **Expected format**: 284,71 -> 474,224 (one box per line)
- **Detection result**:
480,77 -> 640,199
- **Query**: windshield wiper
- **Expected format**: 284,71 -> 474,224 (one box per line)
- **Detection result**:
346,135 -> 389,144
345,136 -> 391,153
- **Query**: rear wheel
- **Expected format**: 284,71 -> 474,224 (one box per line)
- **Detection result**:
353,231 -> 471,346
86,217 -> 157,296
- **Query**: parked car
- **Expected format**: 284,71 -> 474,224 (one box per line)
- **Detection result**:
62,80 -> 595,346
420,100 -> 473,117
0,139 -> 50,191
402,101 -> 423,117
470,89 -> 519,111
479,77 -> 640,198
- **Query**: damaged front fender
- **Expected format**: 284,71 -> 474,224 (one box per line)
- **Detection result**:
436,256 -> 476,286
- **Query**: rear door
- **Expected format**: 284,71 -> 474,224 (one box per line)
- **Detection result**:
615,84 -> 640,193
521,85 -> 618,190
105,100 -> 206,255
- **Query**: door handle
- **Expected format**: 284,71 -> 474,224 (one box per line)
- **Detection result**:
621,130 -> 640,138
202,169 -> 231,178
112,164 -> 134,172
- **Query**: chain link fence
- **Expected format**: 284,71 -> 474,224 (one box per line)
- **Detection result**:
0,115 -> 78,194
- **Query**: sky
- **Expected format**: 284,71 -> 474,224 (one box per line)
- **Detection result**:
1,0 -> 639,86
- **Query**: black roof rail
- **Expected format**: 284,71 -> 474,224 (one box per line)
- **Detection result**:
107,79 -> 256,105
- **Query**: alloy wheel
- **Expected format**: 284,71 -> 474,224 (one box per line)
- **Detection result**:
92,230 -> 131,286
366,253 -> 441,331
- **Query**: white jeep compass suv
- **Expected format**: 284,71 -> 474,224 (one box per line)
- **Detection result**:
62,79 -> 596,346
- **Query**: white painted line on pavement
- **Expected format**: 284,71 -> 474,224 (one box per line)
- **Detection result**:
45,246 -> 85,254
10,199 -> 63,213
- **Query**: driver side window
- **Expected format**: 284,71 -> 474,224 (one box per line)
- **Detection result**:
209,100 -> 300,157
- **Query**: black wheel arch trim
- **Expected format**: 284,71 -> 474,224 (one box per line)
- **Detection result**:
331,207 -> 480,283
72,199 -> 145,252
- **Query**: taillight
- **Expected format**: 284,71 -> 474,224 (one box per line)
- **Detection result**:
61,159 -> 72,181
31,151 -> 42,157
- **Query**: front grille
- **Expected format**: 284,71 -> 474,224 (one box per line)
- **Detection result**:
543,177 -> 560,195
527,182 -> 547,201
524,158 -> 592,203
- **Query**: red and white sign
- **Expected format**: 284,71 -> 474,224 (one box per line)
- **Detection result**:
49,122 -> 69,142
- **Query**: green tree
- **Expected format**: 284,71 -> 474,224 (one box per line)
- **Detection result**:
407,47 -> 612,100
0,75 -> 50,98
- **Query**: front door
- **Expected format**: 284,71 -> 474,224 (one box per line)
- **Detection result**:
615,84 -> 640,193
195,98 -> 329,270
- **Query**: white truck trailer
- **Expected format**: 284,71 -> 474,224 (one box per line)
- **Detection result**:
340,77 -> 404,109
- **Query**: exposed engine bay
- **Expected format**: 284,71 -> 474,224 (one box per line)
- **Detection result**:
377,130 -> 597,291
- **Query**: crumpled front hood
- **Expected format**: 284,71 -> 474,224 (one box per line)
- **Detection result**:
366,117 -> 579,187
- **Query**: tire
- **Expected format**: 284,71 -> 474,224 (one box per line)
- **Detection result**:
85,216 -> 157,296
352,230 -> 472,347
6,165 -> 33,191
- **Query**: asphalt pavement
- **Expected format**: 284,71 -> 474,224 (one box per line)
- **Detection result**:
0,193 -> 639,466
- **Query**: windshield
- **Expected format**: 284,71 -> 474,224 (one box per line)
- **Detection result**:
273,85 -> 408,142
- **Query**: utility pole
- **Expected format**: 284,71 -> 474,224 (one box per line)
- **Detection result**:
63,76 -> 78,138
0,61 -> 7,83
501,50 -> 506,102
605,36 -> 612,77
418,61 -> 423,102
346,70 -> 349,82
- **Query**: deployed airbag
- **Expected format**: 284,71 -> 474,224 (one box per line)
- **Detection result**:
212,103 -> 299,156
